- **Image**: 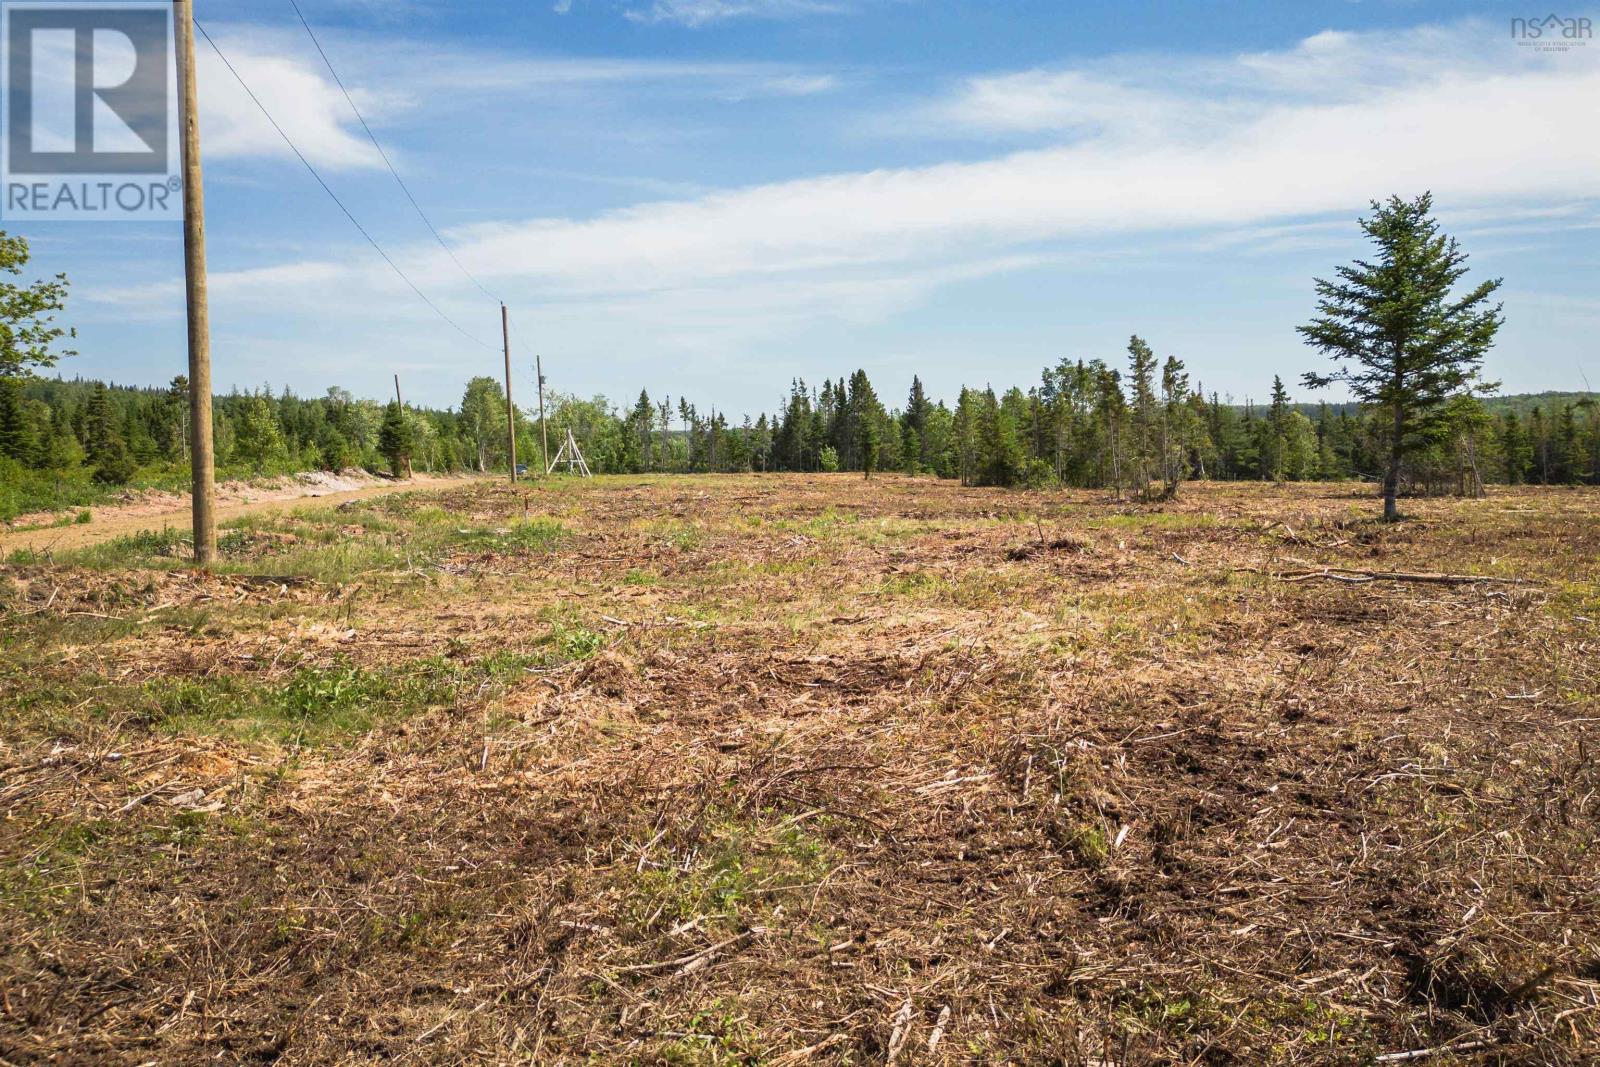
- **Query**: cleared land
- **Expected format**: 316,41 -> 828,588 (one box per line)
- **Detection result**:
2,475 -> 1597,1065
0,471 -> 484,554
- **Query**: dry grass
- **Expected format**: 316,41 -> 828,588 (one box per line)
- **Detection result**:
2,475 -> 1597,1065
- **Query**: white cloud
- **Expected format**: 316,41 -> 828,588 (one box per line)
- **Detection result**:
750,73 -> 839,97
189,23 -> 837,171
272,29 -> 840,103
195,34 -> 386,170
96,19 -> 1600,376
625,0 -> 846,27
927,69 -> 1202,138
911,19 -> 1577,140
423,29 -> 1600,300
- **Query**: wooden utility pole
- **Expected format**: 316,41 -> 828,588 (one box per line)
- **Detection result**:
535,353 -> 549,476
501,304 -> 516,483
393,373 -> 412,478
174,0 -> 215,566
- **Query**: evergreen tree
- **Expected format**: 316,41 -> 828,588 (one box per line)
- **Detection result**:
901,427 -> 921,475
233,394 -> 286,470
1529,407 -> 1551,483
166,376 -> 190,462
952,388 -> 980,486
1094,364 -> 1126,496
629,389 -> 654,473
1499,411 -> 1530,484
976,387 -> 1025,487
81,383 -> 134,485
923,401 -> 956,479
1555,404 -> 1586,484
1126,336 -> 1159,500
904,375 -> 932,470
859,416 -> 880,479
1263,376 -> 1290,481
83,383 -> 118,462
842,370 -> 885,472
379,400 -> 414,478
1159,355 -> 1190,496
0,374 -> 31,461
1300,193 -> 1503,519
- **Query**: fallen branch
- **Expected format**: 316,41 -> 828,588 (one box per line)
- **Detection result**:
927,1004 -> 951,1055
885,997 -> 914,1064
1375,1038 -> 1490,1062
612,926 -> 767,977
1239,567 -> 1531,587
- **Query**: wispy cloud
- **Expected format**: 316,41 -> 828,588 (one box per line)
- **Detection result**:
229,22 -> 841,103
908,21 -> 1584,140
194,31 -> 385,169
389,22 -> 1600,294
624,0 -> 846,27
189,21 -> 839,169
100,18 -> 1600,384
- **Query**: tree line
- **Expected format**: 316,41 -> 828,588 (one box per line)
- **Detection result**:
4,361 -> 1595,514
2,195 -> 1597,522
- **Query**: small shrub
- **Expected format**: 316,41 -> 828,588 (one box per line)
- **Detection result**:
556,625 -> 604,661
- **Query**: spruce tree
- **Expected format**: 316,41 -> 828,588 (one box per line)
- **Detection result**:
1159,356 -> 1190,496
859,417 -> 880,479
0,374 -> 31,461
904,375 -> 931,469
83,383 -> 134,485
379,400 -> 414,478
1499,412 -> 1529,484
1556,405 -> 1585,484
976,387 -> 1024,487
1126,336 -> 1158,500
1299,193 -> 1503,520
1264,375 -> 1290,482
1094,365 -> 1126,496
84,382 -> 108,458
953,388 -> 980,486
630,389 -> 653,473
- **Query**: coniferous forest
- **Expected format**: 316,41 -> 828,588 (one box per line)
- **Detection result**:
2,198 -> 1597,521
3,358 -> 1597,521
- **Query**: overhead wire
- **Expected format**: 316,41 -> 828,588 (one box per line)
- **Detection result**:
191,17 -> 496,351
283,0 -> 504,305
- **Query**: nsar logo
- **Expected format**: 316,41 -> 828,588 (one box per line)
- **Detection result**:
1510,13 -> 1593,50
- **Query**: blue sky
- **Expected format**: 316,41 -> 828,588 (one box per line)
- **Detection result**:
12,0 -> 1599,413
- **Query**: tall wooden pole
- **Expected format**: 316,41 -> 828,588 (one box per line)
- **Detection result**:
175,0 -> 215,566
535,353 -> 548,477
501,304 -> 516,483
393,373 -> 411,478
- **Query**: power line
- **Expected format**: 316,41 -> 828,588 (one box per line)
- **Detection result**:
507,311 -> 536,370
285,0 -> 502,304
191,18 -> 495,350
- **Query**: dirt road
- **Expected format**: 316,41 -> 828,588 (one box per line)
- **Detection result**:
0,473 -> 486,555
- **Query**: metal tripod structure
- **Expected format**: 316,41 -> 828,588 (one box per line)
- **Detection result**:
546,426 -> 593,478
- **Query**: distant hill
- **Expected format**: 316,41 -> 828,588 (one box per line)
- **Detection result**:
1226,392 -> 1596,420
1479,391 -> 1598,417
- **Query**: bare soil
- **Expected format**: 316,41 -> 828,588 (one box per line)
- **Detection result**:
1,475 -> 1596,1065
0,470 -> 487,554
